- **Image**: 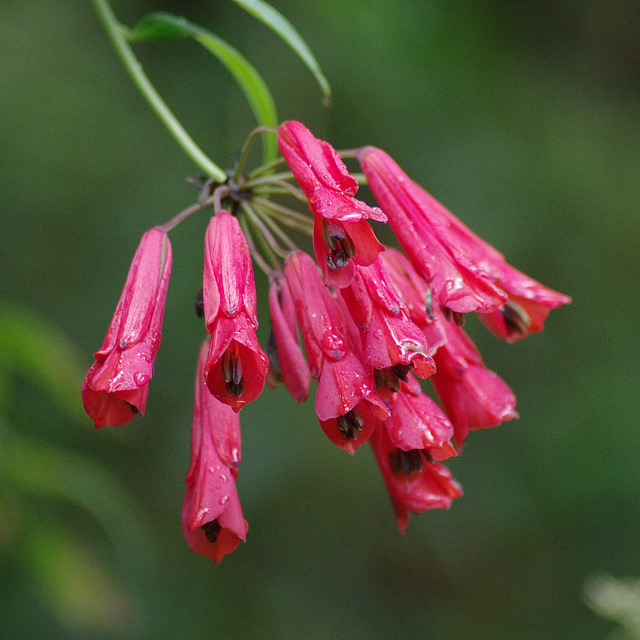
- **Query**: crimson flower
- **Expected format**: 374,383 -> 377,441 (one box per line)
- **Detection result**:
284,250 -> 388,452
203,211 -> 269,411
183,339 -> 248,563
370,423 -> 463,535
82,226 -> 172,428
266,271 -> 311,403
358,146 -> 571,331
430,310 -> 518,446
338,258 -> 436,390
278,121 -> 387,288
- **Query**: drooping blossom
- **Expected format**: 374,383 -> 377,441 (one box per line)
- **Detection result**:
430,310 -> 518,446
183,339 -> 248,563
338,258 -> 435,392
278,121 -> 387,287
358,146 -> 571,331
266,270 -> 311,402
284,250 -> 387,452
82,226 -> 172,428
202,211 -> 269,411
370,423 -> 463,535
383,386 -> 456,462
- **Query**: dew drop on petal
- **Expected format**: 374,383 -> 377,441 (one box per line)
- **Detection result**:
321,331 -> 347,359
134,372 -> 150,386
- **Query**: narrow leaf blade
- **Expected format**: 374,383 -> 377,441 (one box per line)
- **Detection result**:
230,0 -> 331,103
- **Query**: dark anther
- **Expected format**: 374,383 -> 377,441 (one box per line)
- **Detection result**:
337,409 -> 364,439
422,448 -> 434,464
374,362 -> 415,391
323,220 -> 355,271
374,368 -> 400,392
195,287 -> 204,318
389,448 -> 424,475
425,288 -> 435,322
125,401 -> 139,415
221,347 -> 244,397
440,306 -> 465,326
501,301 -> 529,336
391,362 -> 414,383
202,519 -> 222,544
333,249 -> 350,269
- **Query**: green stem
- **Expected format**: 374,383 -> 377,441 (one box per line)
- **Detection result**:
91,0 -> 227,181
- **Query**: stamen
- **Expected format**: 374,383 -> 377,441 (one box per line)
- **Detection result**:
221,346 -> 245,397
322,220 -> 355,271
374,368 -> 400,392
374,362 -> 415,391
440,306 -> 465,326
425,288 -> 434,322
336,408 -> 364,439
340,234 -> 356,258
125,401 -> 139,415
391,362 -> 414,383
501,301 -> 530,336
202,519 -> 222,544
389,448 -> 424,475
333,249 -> 350,269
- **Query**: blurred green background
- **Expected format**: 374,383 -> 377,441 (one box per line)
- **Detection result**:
1,0 -> 639,638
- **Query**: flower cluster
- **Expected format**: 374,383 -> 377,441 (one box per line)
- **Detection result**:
83,120 -> 570,561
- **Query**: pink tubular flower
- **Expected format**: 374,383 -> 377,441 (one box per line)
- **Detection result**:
82,226 -> 172,429
370,423 -> 463,535
266,271 -> 311,403
203,211 -> 269,411
430,311 -> 518,446
183,339 -> 248,563
284,251 -> 387,450
384,388 -> 456,462
358,146 -> 571,328
338,258 -> 435,391
278,121 -> 387,287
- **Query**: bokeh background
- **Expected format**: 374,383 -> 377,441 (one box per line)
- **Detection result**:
1,1 -> 639,638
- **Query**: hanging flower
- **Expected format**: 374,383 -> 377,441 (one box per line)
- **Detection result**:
370,423 -> 463,535
82,226 -> 172,428
183,339 -> 248,563
278,120 -> 387,287
202,211 -> 269,411
358,146 -> 571,329
430,310 -> 518,446
338,258 -> 436,390
266,270 -> 311,402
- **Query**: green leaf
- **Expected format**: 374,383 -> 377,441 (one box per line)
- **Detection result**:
129,12 -> 278,163
0,300 -> 87,423
0,425 -> 153,572
230,0 -> 331,104
127,13 -> 192,42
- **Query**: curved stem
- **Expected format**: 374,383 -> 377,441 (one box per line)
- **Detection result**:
91,0 -> 227,181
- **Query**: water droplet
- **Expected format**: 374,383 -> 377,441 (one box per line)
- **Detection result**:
134,372 -> 150,386
218,495 -> 229,506
321,331 -> 346,360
